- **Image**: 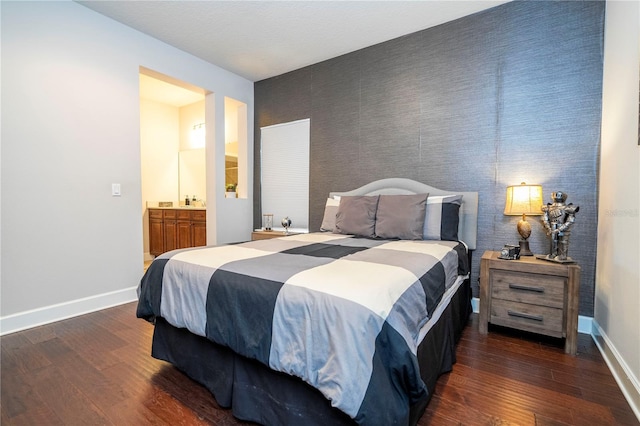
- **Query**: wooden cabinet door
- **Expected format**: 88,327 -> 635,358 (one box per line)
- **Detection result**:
192,221 -> 207,247
163,219 -> 177,253
149,218 -> 164,256
177,220 -> 193,249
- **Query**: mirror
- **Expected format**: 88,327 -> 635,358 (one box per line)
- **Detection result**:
179,148 -> 206,205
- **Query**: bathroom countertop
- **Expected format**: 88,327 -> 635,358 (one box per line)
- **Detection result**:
146,201 -> 205,210
148,206 -> 206,210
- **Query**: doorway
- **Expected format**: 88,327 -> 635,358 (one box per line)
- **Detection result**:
139,68 -> 208,265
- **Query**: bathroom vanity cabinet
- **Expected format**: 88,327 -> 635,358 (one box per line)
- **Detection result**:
149,208 -> 206,256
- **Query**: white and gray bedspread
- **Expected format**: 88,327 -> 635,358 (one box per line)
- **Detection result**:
137,232 -> 469,425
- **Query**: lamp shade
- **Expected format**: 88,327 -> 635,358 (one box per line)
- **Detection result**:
504,183 -> 543,216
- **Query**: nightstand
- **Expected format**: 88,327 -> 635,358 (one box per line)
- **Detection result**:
479,250 -> 580,355
251,230 -> 298,241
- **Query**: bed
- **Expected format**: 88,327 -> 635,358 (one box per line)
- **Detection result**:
137,178 -> 479,425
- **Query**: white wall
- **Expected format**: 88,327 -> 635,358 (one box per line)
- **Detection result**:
0,1 -> 254,333
595,0 -> 640,418
208,93 -> 253,245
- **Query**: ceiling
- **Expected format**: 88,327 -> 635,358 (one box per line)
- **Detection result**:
78,1 -> 510,83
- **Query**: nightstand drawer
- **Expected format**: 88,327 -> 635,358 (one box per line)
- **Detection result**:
491,269 -> 565,308
491,299 -> 564,337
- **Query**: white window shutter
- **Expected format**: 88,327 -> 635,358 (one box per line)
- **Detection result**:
260,119 -> 310,232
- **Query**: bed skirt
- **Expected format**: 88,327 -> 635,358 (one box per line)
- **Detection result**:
150,278 -> 472,425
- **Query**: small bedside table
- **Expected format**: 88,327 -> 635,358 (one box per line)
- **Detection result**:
478,250 -> 580,355
251,230 -> 298,241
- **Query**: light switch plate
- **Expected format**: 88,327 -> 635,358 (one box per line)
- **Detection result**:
112,183 -> 121,196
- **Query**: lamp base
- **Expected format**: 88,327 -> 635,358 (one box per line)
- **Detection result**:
518,240 -> 534,256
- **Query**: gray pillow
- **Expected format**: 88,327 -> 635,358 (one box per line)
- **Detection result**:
375,194 -> 429,240
334,195 -> 379,237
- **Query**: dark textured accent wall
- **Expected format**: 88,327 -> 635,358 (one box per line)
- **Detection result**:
254,1 -> 604,316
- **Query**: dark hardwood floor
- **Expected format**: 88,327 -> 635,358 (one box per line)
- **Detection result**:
1,302 -> 637,425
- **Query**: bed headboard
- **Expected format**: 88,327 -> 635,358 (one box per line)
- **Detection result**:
329,178 -> 479,250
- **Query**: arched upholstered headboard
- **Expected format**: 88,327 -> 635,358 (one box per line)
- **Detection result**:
329,178 -> 479,250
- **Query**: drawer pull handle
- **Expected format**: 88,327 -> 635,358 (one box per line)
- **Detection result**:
507,310 -> 544,322
509,284 -> 544,293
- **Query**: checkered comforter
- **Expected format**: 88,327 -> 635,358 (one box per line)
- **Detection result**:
137,232 -> 469,425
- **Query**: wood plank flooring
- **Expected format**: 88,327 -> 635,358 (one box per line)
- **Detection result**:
1,302 -> 637,425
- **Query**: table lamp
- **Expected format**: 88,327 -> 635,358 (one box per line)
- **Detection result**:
504,183 -> 543,256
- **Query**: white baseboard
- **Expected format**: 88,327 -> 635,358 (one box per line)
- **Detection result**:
471,296 -> 480,313
578,315 -> 593,335
592,320 -> 640,422
0,286 -> 138,336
